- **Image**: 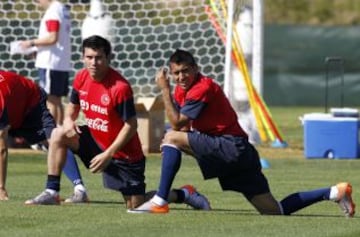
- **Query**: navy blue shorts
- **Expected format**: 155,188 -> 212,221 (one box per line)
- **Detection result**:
38,68 -> 69,96
74,126 -> 146,196
188,131 -> 270,199
9,89 -> 55,144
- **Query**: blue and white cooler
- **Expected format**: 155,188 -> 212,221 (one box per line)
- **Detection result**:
302,108 -> 360,159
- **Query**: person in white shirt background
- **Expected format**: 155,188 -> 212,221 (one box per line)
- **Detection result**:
21,0 -> 71,126
20,0 -> 89,204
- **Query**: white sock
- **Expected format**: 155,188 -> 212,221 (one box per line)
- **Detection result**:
329,185 -> 339,201
45,189 -> 58,196
74,184 -> 86,193
151,195 -> 167,206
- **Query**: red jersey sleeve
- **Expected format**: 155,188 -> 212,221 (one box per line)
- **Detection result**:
46,20 -> 60,32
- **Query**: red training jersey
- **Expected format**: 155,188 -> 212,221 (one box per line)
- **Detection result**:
174,73 -> 248,137
71,68 -> 144,161
0,71 -> 41,129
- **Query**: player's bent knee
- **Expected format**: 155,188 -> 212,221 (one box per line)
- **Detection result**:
50,127 -> 68,143
163,131 -> 188,147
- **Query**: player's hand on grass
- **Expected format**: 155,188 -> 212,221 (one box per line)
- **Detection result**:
0,188 -> 9,201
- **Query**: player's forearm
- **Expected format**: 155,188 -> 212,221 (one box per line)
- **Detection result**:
31,32 -> 58,47
64,103 -> 80,122
104,118 -> 137,157
63,104 -> 81,137
0,137 -> 8,189
0,150 -> 8,189
161,88 -> 180,128
161,88 -> 188,131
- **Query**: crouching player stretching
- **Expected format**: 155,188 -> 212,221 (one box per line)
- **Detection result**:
131,49 -> 355,217
26,36 -> 210,211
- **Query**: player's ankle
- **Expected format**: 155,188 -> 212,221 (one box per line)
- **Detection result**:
152,195 -> 167,206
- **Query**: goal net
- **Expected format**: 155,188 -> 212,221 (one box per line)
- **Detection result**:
0,0 -> 258,96
0,0 -> 265,143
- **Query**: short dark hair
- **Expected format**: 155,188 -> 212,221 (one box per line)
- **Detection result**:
169,49 -> 197,67
82,35 -> 112,58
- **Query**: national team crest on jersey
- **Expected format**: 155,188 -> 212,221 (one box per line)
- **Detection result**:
101,94 -> 110,106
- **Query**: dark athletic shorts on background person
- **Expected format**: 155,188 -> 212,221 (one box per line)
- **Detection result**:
9,89 -> 55,144
188,131 -> 270,200
74,126 -> 146,196
38,68 -> 69,96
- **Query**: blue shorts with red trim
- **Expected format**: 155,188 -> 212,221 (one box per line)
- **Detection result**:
188,131 -> 270,199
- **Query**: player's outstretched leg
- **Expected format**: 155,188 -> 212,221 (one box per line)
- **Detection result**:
279,182 -> 355,218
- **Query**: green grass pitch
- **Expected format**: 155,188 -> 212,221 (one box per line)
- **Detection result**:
2,107 -> 360,237
2,153 -> 360,237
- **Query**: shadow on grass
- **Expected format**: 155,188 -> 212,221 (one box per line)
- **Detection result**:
172,207 -> 356,218
291,213 -> 358,218
60,200 -> 125,206
88,200 -> 125,205
171,206 -> 257,214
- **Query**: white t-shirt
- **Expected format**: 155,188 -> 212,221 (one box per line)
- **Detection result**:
35,1 -> 71,71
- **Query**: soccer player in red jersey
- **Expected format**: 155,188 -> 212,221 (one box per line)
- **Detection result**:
0,70 -> 87,201
26,36 -> 210,211
132,49 -> 355,217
